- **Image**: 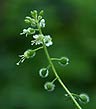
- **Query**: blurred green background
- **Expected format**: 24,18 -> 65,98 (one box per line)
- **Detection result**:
0,0 -> 96,109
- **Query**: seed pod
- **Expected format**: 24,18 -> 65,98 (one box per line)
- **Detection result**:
44,82 -> 55,91
79,93 -> 89,104
39,68 -> 49,78
58,57 -> 69,67
24,49 -> 36,59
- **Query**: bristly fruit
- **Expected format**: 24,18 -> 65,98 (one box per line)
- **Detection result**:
44,82 -> 55,91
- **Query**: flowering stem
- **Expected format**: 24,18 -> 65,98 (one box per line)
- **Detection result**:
43,43 -> 82,109
37,23 -> 82,109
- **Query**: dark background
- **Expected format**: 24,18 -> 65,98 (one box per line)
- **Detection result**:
0,0 -> 96,109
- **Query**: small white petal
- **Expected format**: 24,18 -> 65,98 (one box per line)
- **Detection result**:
40,19 -> 45,27
16,62 -> 20,66
20,29 -> 27,35
32,34 -> 44,46
31,40 -> 35,45
46,41 -> 53,47
18,55 -> 24,57
33,35 -> 39,39
44,35 -> 53,47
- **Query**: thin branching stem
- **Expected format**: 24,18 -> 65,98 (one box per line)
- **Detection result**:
34,46 -> 43,51
37,23 -> 82,109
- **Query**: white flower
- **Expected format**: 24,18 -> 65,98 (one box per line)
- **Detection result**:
31,34 -> 44,45
16,49 -> 36,65
39,19 -> 45,28
44,35 -> 53,47
31,34 -> 53,47
20,28 -> 30,37
20,28 -> 35,37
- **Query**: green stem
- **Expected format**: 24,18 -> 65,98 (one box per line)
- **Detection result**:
37,22 -> 82,109
43,44 -> 82,109
34,46 -> 43,51
65,93 -> 80,99
71,93 -> 80,98
51,78 -> 57,84
51,58 -> 60,61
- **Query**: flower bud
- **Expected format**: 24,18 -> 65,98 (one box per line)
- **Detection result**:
31,19 -> 36,27
29,28 -> 35,34
39,10 -> 44,16
44,82 -> 55,91
24,49 -> 36,59
39,68 -> 49,78
24,17 -> 36,27
31,10 -> 37,19
38,15 -> 42,21
25,16 -> 32,20
24,16 -> 32,23
24,19 -> 31,23
79,93 -> 89,104
58,57 -> 69,66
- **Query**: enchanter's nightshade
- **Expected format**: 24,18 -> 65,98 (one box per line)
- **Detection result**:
16,10 -> 89,109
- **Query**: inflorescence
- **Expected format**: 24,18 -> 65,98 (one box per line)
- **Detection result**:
16,10 -> 89,109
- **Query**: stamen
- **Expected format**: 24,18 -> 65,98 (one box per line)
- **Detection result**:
21,57 -> 25,63
31,40 -> 36,45
18,55 -> 24,57
16,59 -> 22,66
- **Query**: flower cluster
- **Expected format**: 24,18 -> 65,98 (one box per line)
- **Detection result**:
17,10 -> 71,93
17,10 -> 53,65
20,10 -> 52,47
